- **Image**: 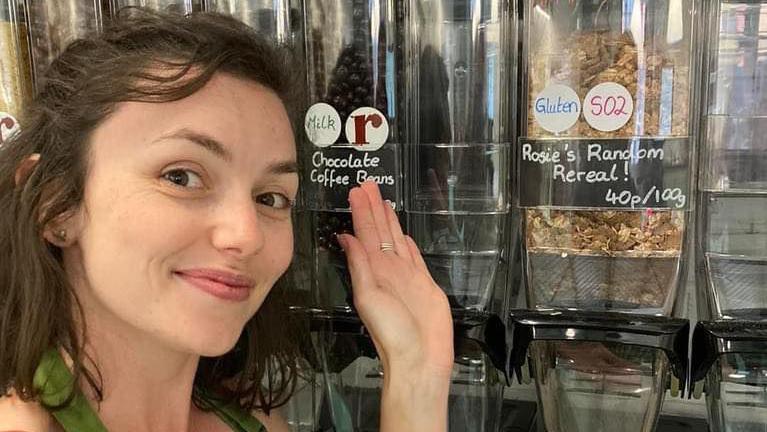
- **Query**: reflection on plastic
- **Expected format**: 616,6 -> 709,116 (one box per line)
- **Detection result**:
531,340 -> 669,432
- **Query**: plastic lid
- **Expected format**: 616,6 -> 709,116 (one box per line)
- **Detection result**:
296,308 -> 507,375
507,309 -> 690,388
690,320 -> 767,386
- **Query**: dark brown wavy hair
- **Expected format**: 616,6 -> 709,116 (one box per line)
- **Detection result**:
0,7 -> 304,414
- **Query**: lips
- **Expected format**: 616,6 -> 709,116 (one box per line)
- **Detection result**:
174,268 -> 255,302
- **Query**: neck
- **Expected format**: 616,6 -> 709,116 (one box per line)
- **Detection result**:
73,308 -> 204,432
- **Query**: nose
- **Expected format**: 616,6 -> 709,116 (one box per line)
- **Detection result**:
210,195 -> 265,259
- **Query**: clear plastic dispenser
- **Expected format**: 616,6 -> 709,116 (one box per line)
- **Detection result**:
509,310 -> 689,432
110,0 -> 203,14
203,0 -> 293,42
692,4 -> 767,432
404,0 -> 514,313
519,0 -> 697,315
301,0 -> 401,311
691,322 -> 767,432
26,0 -> 105,85
307,310 -> 506,432
0,0 -> 33,145
698,0 -> 767,322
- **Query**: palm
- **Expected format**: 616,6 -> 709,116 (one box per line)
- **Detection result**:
338,181 -> 454,377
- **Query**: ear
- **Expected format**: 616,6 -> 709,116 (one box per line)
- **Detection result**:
42,208 -> 85,248
14,153 -> 41,187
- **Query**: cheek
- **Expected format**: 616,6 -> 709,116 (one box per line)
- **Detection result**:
263,221 -> 294,276
81,189 -> 203,288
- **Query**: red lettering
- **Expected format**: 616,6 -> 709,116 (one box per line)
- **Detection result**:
351,113 -> 383,145
615,96 -> 628,115
0,117 -> 16,144
590,96 -> 603,116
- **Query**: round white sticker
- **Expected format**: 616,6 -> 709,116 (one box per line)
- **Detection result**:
532,84 -> 581,134
0,112 -> 20,146
583,82 -> 634,132
305,103 -> 342,148
344,107 -> 389,151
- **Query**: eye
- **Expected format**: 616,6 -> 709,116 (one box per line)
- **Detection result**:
162,168 -> 205,189
255,192 -> 294,210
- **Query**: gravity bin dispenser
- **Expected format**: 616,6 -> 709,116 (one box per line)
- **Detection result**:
295,1 -> 514,430
403,0 -> 514,428
691,1 -> 767,431
303,310 -> 507,432
300,0 -> 402,311
404,0 -> 515,316
298,0 -> 405,427
513,1 -> 698,431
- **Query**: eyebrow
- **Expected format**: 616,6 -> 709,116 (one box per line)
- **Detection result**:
267,160 -> 299,175
155,128 -> 298,175
156,128 -> 233,162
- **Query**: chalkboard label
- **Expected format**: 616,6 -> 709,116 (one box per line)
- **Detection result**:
518,138 -> 690,209
304,143 -> 400,210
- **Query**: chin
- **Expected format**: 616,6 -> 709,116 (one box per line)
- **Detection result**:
177,325 -> 244,357
191,337 -> 241,357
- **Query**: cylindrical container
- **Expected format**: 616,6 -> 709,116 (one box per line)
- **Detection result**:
0,0 -> 33,144
509,310 -> 689,432
110,0 -> 202,14
301,0 -> 401,311
25,0 -> 105,85
698,0 -> 767,321
404,0 -> 514,312
448,341 -> 504,432
691,321 -> 767,432
203,0 -> 291,42
706,353 -> 767,432
532,341 -> 669,432
519,0 -> 699,316
312,312 -> 504,432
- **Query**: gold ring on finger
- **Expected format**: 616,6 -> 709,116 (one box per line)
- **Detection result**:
380,242 -> 395,252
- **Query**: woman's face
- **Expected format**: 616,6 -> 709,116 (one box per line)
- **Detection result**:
64,73 -> 298,356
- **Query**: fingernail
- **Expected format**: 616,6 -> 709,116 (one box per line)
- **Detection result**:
336,233 -> 348,249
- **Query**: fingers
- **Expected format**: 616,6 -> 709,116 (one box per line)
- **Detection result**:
348,187 -> 381,254
383,200 -> 410,258
338,233 -> 376,297
406,236 -> 430,274
359,181 -> 394,254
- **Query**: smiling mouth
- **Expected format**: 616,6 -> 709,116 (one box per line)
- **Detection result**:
173,270 -> 254,302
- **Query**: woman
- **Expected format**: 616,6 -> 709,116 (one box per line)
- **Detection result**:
0,8 -> 453,432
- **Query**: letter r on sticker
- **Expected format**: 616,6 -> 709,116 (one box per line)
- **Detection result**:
351,113 -> 383,145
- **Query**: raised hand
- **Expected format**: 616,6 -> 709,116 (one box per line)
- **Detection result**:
337,181 -> 453,431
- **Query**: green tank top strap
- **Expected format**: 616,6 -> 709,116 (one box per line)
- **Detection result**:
33,348 -> 263,432
33,349 -> 109,432
193,386 -> 264,432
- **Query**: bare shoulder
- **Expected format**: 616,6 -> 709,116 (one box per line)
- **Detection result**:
0,389 -> 54,432
252,408 -> 290,432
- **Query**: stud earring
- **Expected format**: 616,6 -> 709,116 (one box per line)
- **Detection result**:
55,229 -> 67,242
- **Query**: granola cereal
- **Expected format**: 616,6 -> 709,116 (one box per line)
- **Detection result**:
525,27 -> 690,310
526,209 -> 683,257
528,31 -> 690,138
525,30 -> 689,259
